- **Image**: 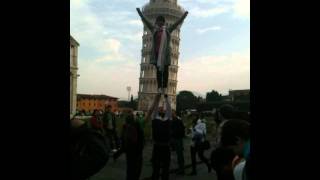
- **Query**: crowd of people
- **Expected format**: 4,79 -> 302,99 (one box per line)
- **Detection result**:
70,94 -> 250,180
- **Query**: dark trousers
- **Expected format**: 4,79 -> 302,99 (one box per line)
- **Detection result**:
171,139 -> 185,172
126,151 -> 143,180
190,145 -> 210,173
156,66 -> 169,89
106,129 -> 120,149
152,145 -> 171,180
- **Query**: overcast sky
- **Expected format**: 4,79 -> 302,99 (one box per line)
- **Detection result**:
70,0 -> 250,100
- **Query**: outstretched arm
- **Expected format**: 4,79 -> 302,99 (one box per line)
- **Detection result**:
164,94 -> 172,120
136,8 -> 154,32
145,93 -> 161,122
168,11 -> 188,33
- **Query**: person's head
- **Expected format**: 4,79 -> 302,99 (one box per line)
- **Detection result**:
158,106 -> 165,118
105,105 -> 112,112
219,104 -> 235,120
192,118 -> 198,127
210,147 -> 236,180
93,109 -> 98,116
221,119 -> 250,157
125,110 -> 135,124
155,15 -> 165,27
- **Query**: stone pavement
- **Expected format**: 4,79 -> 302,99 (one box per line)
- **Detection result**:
89,137 -> 217,180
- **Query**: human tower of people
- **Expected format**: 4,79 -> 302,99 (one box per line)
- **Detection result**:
70,7 -> 250,180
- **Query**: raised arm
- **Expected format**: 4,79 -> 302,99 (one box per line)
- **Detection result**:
145,93 -> 161,122
164,94 -> 172,120
168,11 -> 188,33
136,8 -> 154,32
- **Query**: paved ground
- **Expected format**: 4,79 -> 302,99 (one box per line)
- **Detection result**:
89,137 -> 217,180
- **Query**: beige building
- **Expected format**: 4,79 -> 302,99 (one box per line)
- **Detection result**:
229,89 -> 250,102
138,0 -> 186,111
70,35 -> 79,116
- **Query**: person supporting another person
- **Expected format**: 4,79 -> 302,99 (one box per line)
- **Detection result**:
146,93 -> 172,180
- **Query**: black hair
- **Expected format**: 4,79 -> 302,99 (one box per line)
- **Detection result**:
221,119 -> 250,147
210,147 -> 236,180
219,104 -> 235,119
92,109 -> 98,115
156,15 -> 165,23
125,113 -> 135,124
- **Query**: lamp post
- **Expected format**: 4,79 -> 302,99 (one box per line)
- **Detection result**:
127,86 -> 131,101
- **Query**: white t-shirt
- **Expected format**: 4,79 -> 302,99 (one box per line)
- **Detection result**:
233,160 -> 246,180
194,119 -> 206,135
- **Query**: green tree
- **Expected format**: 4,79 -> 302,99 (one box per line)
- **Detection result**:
206,90 -> 222,102
176,91 -> 198,113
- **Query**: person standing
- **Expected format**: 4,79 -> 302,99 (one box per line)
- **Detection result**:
102,105 -> 120,151
114,111 -> 145,180
170,110 -> 185,175
89,109 -> 104,135
146,93 -> 173,180
189,115 -> 211,175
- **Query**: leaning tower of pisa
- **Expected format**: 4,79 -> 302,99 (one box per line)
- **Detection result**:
137,0 -> 186,112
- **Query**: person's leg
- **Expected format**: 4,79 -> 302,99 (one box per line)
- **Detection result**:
190,146 -> 197,174
176,139 -> 185,174
126,153 -> 134,180
197,146 -> 211,172
135,151 -> 143,180
156,67 -> 162,90
161,146 -> 171,180
106,130 -> 115,150
113,129 -> 120,149
163,65 -> 169,89
152,146 -> 161,180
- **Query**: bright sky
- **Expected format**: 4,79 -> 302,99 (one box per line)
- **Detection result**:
70,0 -> 250,100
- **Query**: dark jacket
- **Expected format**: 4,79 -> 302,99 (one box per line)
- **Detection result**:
171,117 -> 185,139
122,122 -> 145,152
152,118 -> 171,145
